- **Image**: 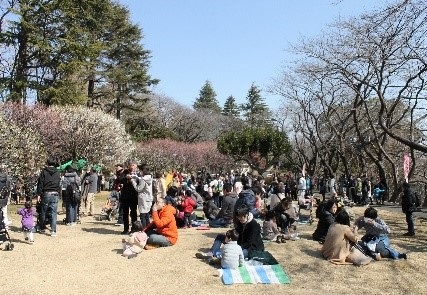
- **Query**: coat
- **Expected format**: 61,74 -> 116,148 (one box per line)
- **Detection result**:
313,209 -> 335,242
236,212 -> 264,252
321,223 -> 358,264
221,241 -> 244,269
182,196 -> 196,214
133,175 -> 153,214
402,187 -> 417,213
146,204 -> 178,245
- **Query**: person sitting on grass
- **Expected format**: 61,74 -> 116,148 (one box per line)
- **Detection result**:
353,207 -> 407,261
144,198 -> 178,249
312,199 -> 337,244
202,191 -> 219,220
262,210 -> 281,242
207,229 -> 245,269
321,210 -> 359,265
196,204 -> 264,260
121,221 -> 148,259
273,197 -> 298,234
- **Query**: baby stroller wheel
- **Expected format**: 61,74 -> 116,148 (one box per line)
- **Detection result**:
6,243 -> 14,251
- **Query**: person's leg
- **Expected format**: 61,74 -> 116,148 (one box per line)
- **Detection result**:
140,213 -> 149,229
208,218 -> 226,228
129,204 -> 138,231
65,201 -> 71,223
279,214 -> 290,233
87,192 -> 95,215
375,241 -> 390,258
28,230 -> 34,242
39,198 -> 48,231
122,203 -> 130,232
405,211 -> 415,234
49,195 -> 58,234
146,233 -> 172,247
116,202 -> 124,225
70,201 -> 77,223
210,234 -> 226,256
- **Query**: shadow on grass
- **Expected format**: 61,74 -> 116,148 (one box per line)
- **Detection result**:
81,227 -> 119,235
111,248 -> 122,255
202,232 -> 222,239
300,247 -> 324,259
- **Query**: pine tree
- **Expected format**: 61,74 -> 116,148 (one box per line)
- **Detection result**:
241,83 -> 270,125
222,95 -> 240,117
193,80 -> 221,113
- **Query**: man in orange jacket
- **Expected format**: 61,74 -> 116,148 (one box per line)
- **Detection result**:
144,198 -> 178,248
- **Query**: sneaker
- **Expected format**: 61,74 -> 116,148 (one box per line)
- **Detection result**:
29,240 -> 34,244
374,253 -> 382,261
195,252 -> 213,259
127,254 -> 137,259
398,253 -> 408,260
70,222 -> 77,226
403,232 -> 415,237
66,223 -> 72,226
39,230 -> 46,234
24,237 -> 29,241
51,232 -> 57,237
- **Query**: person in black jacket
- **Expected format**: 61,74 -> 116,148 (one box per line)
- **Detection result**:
118,161 -> 141,235
196,204 -> 264,260
312,199 -> 337,243
36,157 -> 61,237
401,182 -> 416,236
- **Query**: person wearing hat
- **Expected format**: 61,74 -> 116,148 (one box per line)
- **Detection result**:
36,157 -> 61,237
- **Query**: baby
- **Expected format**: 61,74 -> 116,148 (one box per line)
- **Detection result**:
121,221 -> 148,259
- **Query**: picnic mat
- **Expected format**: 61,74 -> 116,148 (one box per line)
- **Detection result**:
219,264 -> 291,285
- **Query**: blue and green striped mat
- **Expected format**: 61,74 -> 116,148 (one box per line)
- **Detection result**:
220,264 -> 291,285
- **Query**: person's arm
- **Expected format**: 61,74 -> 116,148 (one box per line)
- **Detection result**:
344,226 -> 358,243
372,218 -> 390,234
152,208 -> 172,229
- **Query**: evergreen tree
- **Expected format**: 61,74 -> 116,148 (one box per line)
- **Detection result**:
222,95 -> 240,117
193,80 -> 221,113
241,83 -> 270,125
0,0 -> 157,110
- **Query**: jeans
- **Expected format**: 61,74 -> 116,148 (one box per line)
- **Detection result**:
405,211 -> 415,234
146,229 -> 172,247
117,203 -> 124,224
278,213 -> 293,233
210,234 -> 226,257
66,200 -> 78,223
40,192 -> 59,233
140,212 -> 150,229
184,212 -> 192,227
208,218 -> 230,228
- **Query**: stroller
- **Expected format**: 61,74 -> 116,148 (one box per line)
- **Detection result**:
0,195 -> 14,251
98,192 -> 119,221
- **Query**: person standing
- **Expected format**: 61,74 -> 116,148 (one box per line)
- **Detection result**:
119,161 -> 140,234
401,182 -> 417,237
62,165 -> 81,225
135,164 -> 153,229
81,168 -> 98,217
0,165 -> 12,227
36,157 -> 61,237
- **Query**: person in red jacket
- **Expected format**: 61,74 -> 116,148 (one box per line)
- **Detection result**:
144,198 -> 178,248
182,190 -> 197,228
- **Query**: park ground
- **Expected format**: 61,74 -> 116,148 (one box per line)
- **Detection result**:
1,192 -> 426,295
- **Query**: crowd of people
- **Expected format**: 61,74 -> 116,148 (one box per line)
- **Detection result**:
0,159 -> 420,267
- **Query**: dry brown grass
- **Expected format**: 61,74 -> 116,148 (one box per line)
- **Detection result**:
1,192 -> 426,295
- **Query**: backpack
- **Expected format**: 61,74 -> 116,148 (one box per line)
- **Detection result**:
65,177 -> 81,203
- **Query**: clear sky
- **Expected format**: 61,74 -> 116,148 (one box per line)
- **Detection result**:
118,0 -> 392,109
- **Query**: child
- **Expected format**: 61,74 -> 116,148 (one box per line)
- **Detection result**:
121,221 -> 148,259
262,211 -> 281,241
17,201 -> 37,244
182,190 -> 197,228
220,229 -> 244,269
